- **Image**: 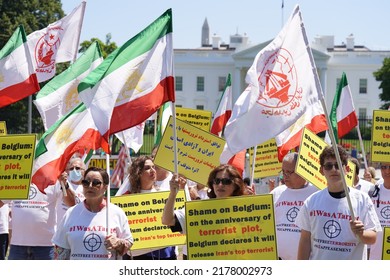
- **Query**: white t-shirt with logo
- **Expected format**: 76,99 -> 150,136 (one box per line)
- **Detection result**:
270,183 -> 319,259
52,202 -> 133,260
9,184 -> 62,246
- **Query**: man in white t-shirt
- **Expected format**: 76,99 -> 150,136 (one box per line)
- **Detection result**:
270,152 -> 318,260
2,183 -> 62,260
296,145 -> 381,260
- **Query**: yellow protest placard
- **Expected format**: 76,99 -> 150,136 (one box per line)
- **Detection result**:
371,110 -> 390,163
185,194 -> 277,260
382,227 -> 390,260
296,128 -> 354,190
176,107 -> 212,131
0,134 -> 36,199
154,117 -> 225,185
0,121 -> 6,135
249,139 -> 282,178
111,190 -> 186,250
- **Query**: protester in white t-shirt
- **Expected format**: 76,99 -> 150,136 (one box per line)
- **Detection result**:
52,167 -> 133,260
296,145 -> 381,260
3,183 -> 62,260
270,152 -> 318,259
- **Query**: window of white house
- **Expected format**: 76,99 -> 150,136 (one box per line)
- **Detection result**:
175,76 -> 183,91
196,105 -> 204,110
359,78 -> 367,94
358,108 -> 367,119
218,76 -> 227,92
197,76 -> 204,92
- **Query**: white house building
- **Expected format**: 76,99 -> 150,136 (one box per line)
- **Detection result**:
173,19 -> 390,119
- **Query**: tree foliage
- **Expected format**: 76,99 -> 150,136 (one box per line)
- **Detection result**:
79,37 -> 117,59
0,0 -> 64,134
373,57 -> 390,110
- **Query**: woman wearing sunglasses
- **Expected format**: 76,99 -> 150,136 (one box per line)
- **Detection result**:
162,164 -> 245,259
52,167 -> 133,260
121,155 -> 178,260
296,145 -> 381,260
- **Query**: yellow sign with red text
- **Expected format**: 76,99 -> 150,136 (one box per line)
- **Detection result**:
185,194 -> 277,260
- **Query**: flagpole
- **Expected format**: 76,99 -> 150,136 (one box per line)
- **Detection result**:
250,146 -> 257,188
320,98 -> 356,220
356,122 -> 368,169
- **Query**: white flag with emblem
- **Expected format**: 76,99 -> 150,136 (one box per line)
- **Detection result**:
27,1 -> 86,82
220,4 -> 325,163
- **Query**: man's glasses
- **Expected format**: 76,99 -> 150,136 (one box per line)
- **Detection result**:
323,163 -> 340,171
69,166 -> 82,171
282,170 -> 295,177
213,178 -> 233,185
81,179 -> 103,188
381,165 -> 390,170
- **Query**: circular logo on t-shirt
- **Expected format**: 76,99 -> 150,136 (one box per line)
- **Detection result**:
286,206 -> 299,222
323,220 -> 341,239
83,233 -> 103,252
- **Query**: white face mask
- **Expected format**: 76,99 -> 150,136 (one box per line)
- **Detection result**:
69,169 -> 82,182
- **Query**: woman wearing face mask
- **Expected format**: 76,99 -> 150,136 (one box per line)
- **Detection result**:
57,157 -> 86,222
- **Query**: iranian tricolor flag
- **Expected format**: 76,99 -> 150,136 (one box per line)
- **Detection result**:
210,73 -> 232,137
329,72 -> 358,142
32,104 -> 108,193
78,9 -> 174,144
0,25 -> 40,108
154,102 -> 172,145
34,41 -> 103,130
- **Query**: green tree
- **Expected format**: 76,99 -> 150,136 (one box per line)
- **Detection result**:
79,37 -> 118,59
0,0 -> 64,134
373,57 -> 390,110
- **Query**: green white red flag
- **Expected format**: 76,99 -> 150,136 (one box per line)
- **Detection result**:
0,25 -> 40,108
210,74 -> 232,137
34,41 -> 103,130
329,72 -> 358,143
78,9 -> 174,146
32,103 -> 108,193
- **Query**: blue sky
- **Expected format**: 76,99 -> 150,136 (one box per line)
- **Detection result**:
62,0 -> 390,50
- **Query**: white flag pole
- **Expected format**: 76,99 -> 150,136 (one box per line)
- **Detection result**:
299,7 -> 356,220
356,122 -> 368,170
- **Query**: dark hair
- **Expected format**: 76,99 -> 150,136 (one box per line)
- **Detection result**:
243,177 -> 251,186
84,167 -> 109,185
207,164 -> 245,198
129,155 -> 154,193
319,145 -> 348,166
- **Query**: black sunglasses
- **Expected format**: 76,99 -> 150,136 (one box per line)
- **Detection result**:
380,165 -> 390,170
81,179 -> 103,188
213,178 -> 233,185
323,163 -> 340,171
